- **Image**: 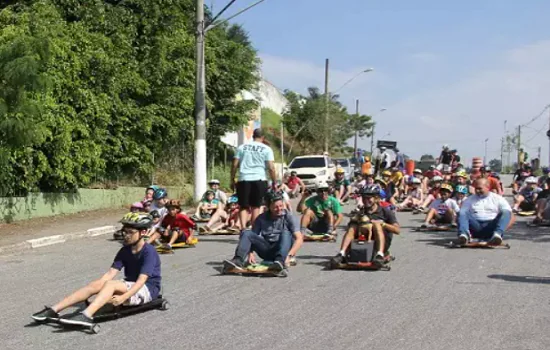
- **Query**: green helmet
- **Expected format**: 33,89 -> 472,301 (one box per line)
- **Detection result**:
120,212 -> 153,229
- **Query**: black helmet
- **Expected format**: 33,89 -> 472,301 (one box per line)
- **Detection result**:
265,190 -> 284,204
120,212 -> 154,229
360,184 -> 381,197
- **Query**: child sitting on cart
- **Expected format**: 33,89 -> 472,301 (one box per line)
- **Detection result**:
202,195 -> 241,233
31,213 -> 161,328
297,181 -> 343,235
150,200 -> 195,251
193,190 -> 220,220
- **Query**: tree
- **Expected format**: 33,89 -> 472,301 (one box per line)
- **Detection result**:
282,87 -> 352,155
0,0 -> 260,195
347,113 -> 373,159
488,159 -> 502,172
420,154 -> 435,161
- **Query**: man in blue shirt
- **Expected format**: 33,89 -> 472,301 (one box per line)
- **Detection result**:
32,213 -> 161,327
223,191 -> 303,274
231,128 -> 278,228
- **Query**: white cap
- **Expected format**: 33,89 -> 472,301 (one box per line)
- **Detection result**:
432,176 -> 443,182
208,179 -> 220,184
316,181 -> 330,190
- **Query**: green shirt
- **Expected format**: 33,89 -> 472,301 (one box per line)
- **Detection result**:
305,195 -> 342,218
333,179 -> 351,188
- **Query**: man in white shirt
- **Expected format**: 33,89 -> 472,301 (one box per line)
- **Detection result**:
457,178 -> 513,245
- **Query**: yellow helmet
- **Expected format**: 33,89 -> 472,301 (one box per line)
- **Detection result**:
440,184 -> 453,192
382,170 -> 391,177
335,167 -> 345,174
364,156 -> 370,161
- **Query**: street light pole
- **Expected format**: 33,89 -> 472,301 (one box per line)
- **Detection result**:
324,58 -> 330,154
194,0 -> 207,202
484,138 -> 489,165
353,99 -> 359,159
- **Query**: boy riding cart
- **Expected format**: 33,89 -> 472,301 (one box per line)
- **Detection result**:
32,213 -> 161,328
330,185 -> 400,268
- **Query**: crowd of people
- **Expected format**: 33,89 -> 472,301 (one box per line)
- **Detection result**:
33,133 -> 545,328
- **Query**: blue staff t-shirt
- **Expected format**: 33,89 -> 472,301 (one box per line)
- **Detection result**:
235,141 -> 274,181
111,243 -> 162,299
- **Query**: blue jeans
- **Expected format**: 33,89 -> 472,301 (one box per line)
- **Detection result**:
458,210 -> 512,240
234,230 -> 292,264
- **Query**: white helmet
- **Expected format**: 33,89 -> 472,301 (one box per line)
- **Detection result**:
411,178 -> 421,184
525,176 -> 538,184
316,181 -> 330,190
432,176 -> 443,182
443,144 -> 449,150
413,169 -> 422,174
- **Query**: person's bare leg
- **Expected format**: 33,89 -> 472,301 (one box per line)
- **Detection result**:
239,208 -> 250,230
424,209 -> 437,225
206,210 -> 224,230
52,279 -> 106,313
535,199 -> 546,220
513,195 -> 525,211
325,210 -> 334,232
372,223 -> 386,255
84,280 -> 128,317
300,210 -> 315,230
168,230 -> 179,245
339,225 -> 358,252
420,194 -> 434,209
250,207 -> 261,227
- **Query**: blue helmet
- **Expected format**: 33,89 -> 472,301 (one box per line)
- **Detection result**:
455,185 -> 468,195
228,195 -> 238,204
153,188 -> 168,200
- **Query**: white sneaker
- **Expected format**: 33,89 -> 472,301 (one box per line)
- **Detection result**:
457,233 -> 469,245
488,232 -> 502,246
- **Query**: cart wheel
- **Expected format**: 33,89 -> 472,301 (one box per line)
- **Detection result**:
385,265 -> 391,271
505,243 -> 511,249
91,324 -> 100,334
160,301 -> 170,311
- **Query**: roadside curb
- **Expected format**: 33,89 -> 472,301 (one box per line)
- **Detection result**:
0,225 -> 118,256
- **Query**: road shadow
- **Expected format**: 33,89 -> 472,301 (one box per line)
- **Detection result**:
197,237 -> 238,244
415,238 -> 452,248
504,221 -> 550,244
487,274 -> 550,285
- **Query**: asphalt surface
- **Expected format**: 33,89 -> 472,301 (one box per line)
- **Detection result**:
2,177 -> 550,350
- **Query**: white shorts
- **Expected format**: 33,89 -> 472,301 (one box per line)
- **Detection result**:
123,281 -> 152,306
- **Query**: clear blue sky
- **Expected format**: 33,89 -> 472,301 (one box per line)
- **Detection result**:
218,0 -> 550,165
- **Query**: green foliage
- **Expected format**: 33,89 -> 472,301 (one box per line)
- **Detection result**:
0,0 -> 259,196
420,154 -> 435,161
282,87 -> 353,154
488,159 -> 502,172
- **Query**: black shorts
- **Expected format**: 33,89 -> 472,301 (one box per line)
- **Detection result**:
237,180 -> 268,208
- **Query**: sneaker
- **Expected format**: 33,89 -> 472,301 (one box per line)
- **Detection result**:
457,233 -> 470,245
223,257 -> 244,272
289,256 -> 297,266
268,261 -> 284,273
162,243 -> 172,250
373,253 -> 385,268
330,254 -> 344,268
59,312 -> 94,327
488,232 -> 503,246
32,306 -> 59,322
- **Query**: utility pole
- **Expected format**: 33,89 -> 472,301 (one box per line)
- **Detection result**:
548,109 -> 550,167
500,137 -> 504,171
324,58 -> 330,154
516,125 -> 521,168
370,124 -> 375,155
194,0 -> 207,201
280,120 -> 284,180
353,99 -> 359,160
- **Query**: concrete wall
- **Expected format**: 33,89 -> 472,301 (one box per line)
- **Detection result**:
0,185 -> 191,223
257,79 -> 288,115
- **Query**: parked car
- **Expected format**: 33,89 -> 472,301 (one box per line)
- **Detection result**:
333,158 -> 353,181
287,155 -> 336,189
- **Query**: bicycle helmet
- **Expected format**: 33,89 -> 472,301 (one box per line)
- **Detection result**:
440,184 -> 453,192
360,185 -> 381,197
335,167 -> 345,174
455,185 -> 468,195
130,202 -> 144,210
316,181 -> 330,190
203,190 -> 215,198
265,190 -> 284,204
146,185 -> 159,192
381,170 -> 391,177
413,169 -> 422,174
525,176 -> 538,184
150,210 -> 161,219
167,199 -> 181,209
455,171 -> 468,178
228,195 -> 238,204
153,188 -> 168,200
432,176 -> 443,182
374,178 -> 387,187
120,212 -> 153,229
208,179 -> 220,185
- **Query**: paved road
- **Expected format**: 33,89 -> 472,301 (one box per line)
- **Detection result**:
2,184 -> 550,350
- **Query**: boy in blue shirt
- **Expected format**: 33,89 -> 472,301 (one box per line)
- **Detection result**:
32,213 -> 161,327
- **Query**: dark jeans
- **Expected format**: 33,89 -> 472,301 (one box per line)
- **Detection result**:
458,211 -> 512,240
234,230 -> 292,264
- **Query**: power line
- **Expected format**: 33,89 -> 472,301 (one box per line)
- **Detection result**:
521,104 -> 550,127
